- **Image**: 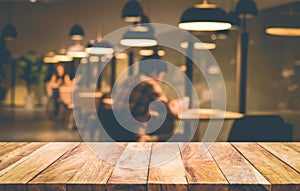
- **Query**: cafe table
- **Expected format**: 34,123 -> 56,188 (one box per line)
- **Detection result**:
0,142 -> 299,191
178,109 -> 244,141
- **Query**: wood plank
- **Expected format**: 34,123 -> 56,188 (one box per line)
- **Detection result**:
0,142 -> 46,173
206,142 -> 270,191
107,142 -> 151,191
0,142 -> 78,189
232,142 -> 300,191
28,143 -> 94,191
180,143 -> 228,191
284,142 -> 300,152
259,142 -> 300,173
0,142 -> 29,157
148,143 -> 187,191
0,142 -> 8,148
67,143 -> 128,191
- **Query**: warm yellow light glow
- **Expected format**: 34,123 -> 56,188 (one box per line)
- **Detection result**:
179,22 -> 232,31
43,57 -> 58,64
88,47 -> 114,55
53,55 -> 73,62
71,34 -> 84,41
81,58 -> 88,64
89,56 -> 100,63
139,49 -> 154,56
194,42 -> 216,50
180,41 -> 216,50
120,39 -> 158,47
180,42 -> 189,49
265,27 -> 300,37
67,44 -> 87,58
157,50 -> 166,57
115,53 -> 128,59
124,16 -> 142,23
67,51 -> 87,58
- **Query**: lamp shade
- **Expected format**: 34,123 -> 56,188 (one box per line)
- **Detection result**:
88,41 -> 114,55
235,0 -> 257,19
69,24 -> 85,41
120,25 -> 157,47
228,11 -> 240,30
179,3 -> 232,31
265,14 -> 300,37
2,24 -> 17,40
122,0 -> 143,23
43,51 -> 58,64
67,44 -> 87,58
54,49 -> 73,62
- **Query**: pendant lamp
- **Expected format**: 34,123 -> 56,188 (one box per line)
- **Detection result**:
67,43 -> 87,58
179,0 -> 231,31
235,0 -> 257,19
2,2 -> 17,40
54,49 -> 73,62
122,0 -> 143,23
69,0 -> 85,41
265,8 -> 300,37
87,41 -> 114,55
43,51 -> 58,64
69,24 -> 85,41
120,24 -> 157,47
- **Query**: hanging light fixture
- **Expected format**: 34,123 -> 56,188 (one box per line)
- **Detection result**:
67,43 -> 87,58
265,7 -> 300,37
87,41 -> 114,55
122,0 -> 143,23
2,2 -> 17,40
234,0 -> 257,113
69,24 -> 85,41
54,49 -> 73,62
120,24 -> 158,47
2,24 -> 17,40
179,0 -> 231,31
43,51 -> 58,64
69,0 -> 85,41
235,0 -> 257,19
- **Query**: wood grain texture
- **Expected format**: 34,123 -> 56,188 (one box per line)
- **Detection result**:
148,143 -> 187,191
232,142 -> 300,191
28,143 -> 92,191
0,142 -> 46,173
284,142 -> 300,152
0,142 -> 28,157
108,142 -> 152,191
67,143 -> 128,191
207,142 -> 270,191
180,143 -> 228,191
259,142 -> 300,173
0,142 -> 78,184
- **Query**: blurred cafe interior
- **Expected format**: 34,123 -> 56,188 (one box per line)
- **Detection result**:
0,0 -> 300,142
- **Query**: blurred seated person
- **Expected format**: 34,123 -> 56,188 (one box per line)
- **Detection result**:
46,64 -> 72,115
111,55 -> 181,142
49,64 -> 72,88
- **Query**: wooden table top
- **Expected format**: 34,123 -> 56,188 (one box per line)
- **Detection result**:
179,108 -> 244,120
0,142 -> 299,191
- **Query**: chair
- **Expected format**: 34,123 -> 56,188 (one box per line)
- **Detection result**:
228,115 -> 293,142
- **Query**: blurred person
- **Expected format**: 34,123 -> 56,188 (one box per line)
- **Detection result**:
111,55 -> 182,142
46,64 -> 72,115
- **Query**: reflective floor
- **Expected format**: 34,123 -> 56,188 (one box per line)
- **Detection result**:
0,107 -> 82,142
